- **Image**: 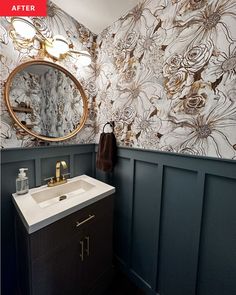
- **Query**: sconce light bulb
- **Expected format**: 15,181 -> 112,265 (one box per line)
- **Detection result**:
12,17 -> 36,39
45,35 -> 70,58
52,35 -> 70,54
77,51 -> 92,66
44,44 -> 60,59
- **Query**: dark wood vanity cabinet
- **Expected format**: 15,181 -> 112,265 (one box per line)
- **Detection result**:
15,196 -> 113,295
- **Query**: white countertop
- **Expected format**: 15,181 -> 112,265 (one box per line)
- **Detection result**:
12,175 -> 115,234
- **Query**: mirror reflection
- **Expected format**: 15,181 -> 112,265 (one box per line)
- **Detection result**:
6,61 -> 87,140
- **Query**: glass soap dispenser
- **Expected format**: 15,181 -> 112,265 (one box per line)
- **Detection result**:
16,168 -> 29,195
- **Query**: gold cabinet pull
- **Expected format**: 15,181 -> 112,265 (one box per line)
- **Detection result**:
76,214 -> 95,228
85,236 -> 90,257
80,240 -> 84,261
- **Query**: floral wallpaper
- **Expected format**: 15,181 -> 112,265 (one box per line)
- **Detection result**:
95,0 -> 236,159
0,1 -> 97,148
1,0 -> 236,159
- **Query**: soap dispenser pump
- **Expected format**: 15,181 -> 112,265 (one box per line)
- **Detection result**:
16,168 -> 29,195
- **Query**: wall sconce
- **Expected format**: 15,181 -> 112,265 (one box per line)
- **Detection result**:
10,17 -> 92,65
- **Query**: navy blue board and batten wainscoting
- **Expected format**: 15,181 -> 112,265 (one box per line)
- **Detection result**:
1,144 -> 236,295
96,146 -> 236,295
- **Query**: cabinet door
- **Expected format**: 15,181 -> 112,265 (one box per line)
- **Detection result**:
31,233 -> 83,295
29,205 -> 92,295
82,196 -> 113,294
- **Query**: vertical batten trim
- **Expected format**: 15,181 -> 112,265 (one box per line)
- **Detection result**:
155,163 -> 164,293
152,163 -> 163,291
128,158 -> 135,269
194,172 -> 206,295
92,150 -> 96,178
70,155 -> 74,178
35,158 -> 41,187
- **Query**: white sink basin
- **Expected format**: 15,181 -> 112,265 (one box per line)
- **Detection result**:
31,179 -> 95,208
12,175 -> 115,234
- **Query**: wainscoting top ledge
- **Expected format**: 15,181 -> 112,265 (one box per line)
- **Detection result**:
95,144 -> 236,164
1,143 -> 94,152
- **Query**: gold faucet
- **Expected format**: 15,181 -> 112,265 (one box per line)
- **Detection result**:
46,160 -> 68,187
56,160 -> 67,182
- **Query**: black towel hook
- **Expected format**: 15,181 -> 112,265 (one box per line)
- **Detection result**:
102,121 -> 114,133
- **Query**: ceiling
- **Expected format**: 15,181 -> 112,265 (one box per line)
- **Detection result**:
53,0 -> 139,34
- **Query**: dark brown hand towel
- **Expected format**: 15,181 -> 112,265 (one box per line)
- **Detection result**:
96,132 -> 117,172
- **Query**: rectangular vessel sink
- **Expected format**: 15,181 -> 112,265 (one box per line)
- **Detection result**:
31,179 -> 95,208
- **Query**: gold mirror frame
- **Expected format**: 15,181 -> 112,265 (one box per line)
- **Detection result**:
4,60 -> 88,142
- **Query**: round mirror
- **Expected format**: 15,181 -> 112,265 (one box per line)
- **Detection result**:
4,60 -> 88,142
